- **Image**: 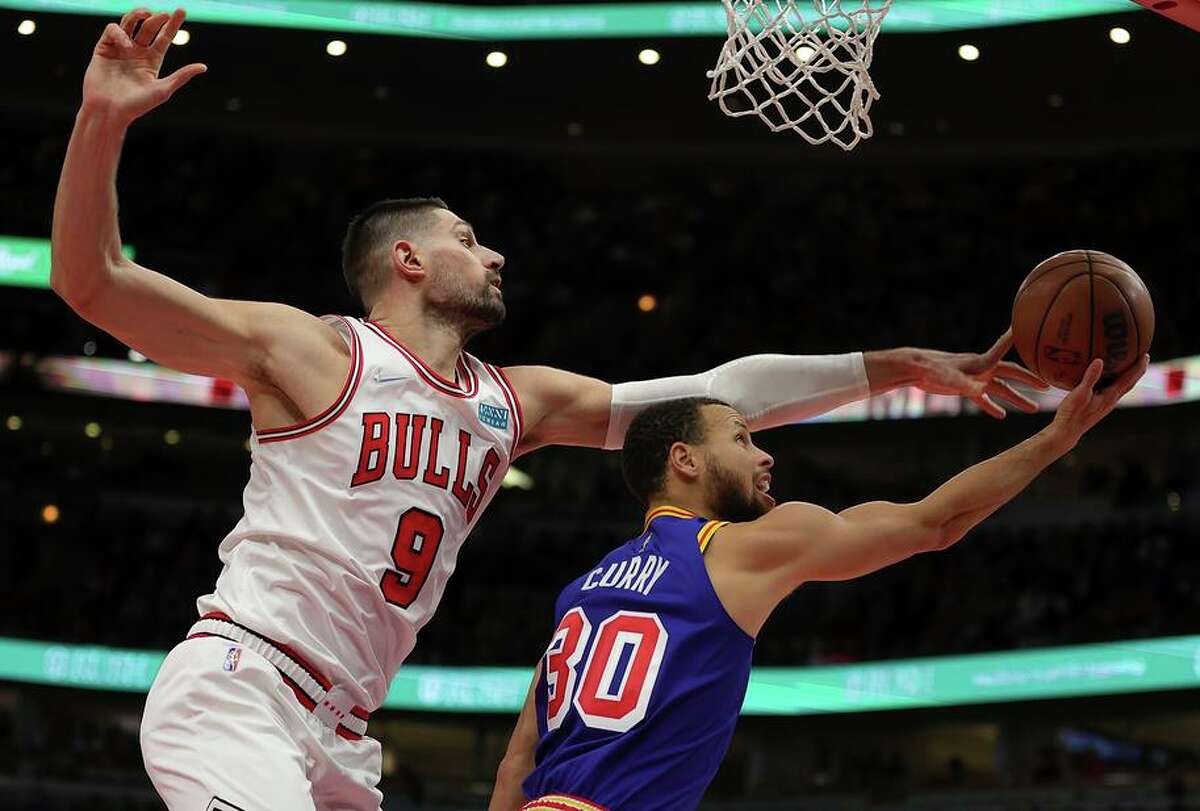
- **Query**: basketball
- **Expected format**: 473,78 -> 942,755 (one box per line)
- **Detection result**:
1011,250 -> 1155,390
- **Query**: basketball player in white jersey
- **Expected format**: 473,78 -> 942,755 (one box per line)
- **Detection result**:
52,9 -> 1048,810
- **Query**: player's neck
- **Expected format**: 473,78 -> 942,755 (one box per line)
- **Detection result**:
366,311 -> 467,381
647,492 -> 717,521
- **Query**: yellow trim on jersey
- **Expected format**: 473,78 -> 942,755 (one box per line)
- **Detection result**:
697,520 -> 730,553
524,795 -> 608,811
642,505 -> 696,531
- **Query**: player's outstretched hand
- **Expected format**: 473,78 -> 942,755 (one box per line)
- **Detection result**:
1049,354 -> 1149,448
908,328 -> 1050,419
83,8 -> 205,126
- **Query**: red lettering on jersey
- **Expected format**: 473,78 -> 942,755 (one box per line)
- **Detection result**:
422,417 -> 451,489
450,430 -> 476,510
465,447 -> 502,522
350,412 -> 390,487
392,413 -> 427,481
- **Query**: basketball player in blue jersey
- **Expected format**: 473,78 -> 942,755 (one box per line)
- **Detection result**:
490,355 -> 1147,811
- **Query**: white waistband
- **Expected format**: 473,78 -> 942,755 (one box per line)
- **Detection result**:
188,617 -> 369,738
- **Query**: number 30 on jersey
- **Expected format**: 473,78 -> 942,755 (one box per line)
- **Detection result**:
543,608 -> 668,733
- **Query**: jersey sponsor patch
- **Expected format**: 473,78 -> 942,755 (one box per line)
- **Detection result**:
223,646 -> 242,673
478,402 -> 510,431
206,797 -> 247,811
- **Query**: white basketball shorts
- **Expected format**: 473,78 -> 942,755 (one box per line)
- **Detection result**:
140,635 -> 383,811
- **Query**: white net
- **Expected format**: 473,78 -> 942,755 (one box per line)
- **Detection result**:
706,0 -> 894,150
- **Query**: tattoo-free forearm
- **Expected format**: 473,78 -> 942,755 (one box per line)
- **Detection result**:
50,107 -> 127,308
920,428 -> 1069,549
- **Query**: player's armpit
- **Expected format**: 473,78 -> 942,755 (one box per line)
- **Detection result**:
55,258 -> 349,402
500,366 -> 612,457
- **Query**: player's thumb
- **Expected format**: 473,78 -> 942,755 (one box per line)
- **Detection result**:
103,22 -> 135,49
161,63 -> 207,97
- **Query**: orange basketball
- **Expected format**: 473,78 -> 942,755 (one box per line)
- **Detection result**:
1011,250 -> 1154,390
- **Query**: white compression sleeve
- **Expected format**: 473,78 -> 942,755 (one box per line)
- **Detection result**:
603,352 -> 870,449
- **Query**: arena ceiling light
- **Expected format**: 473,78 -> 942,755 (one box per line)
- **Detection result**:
172,28 -> 190,45
485,50 -> 507,68
0,0 -> 1145,41
1109,25 -> 1131,43
326,38 -> 347,56
16,18 -> 34,34
638,48 -> 660,65
958,43 -> 980,61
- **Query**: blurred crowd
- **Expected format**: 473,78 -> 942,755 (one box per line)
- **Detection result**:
3,424 -> 1196,666
2,118 -> 1199,380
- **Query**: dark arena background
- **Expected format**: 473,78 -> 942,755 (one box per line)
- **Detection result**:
2,0 -> 1200,808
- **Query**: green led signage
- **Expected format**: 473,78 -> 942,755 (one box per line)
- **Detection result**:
2,0 -> 1138,40
4,633 -> 1197,714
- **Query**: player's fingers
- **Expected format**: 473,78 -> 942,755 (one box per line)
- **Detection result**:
993,361 -> 1049,390
979,328 -> 1014,367
1060,358 -> 1103,411
1101,355 -> 1149,408
102,22 -> 136,50
133,11 -> 170,46
986,379 -> 1039,413
153,8 -> 187,52
973,392 -> 1006,419
120,7 -> 152,36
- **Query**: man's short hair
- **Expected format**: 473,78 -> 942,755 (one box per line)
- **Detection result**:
341,197 -> 448,311
621,397 -> 732,506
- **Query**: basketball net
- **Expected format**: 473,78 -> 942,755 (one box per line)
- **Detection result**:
707,0 -> 894,150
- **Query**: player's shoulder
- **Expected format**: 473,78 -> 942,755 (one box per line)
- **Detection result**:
704,502 -> 839,572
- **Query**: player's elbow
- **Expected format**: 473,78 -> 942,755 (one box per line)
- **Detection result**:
49,259 -> 110,317
911,500 -> 962,553
496,751 -> 533,788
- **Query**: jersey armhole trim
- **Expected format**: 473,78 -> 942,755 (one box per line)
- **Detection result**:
484,362 -> 525,456
697,521 -> 757,644
697,520 -> 730,553
256,315 -> 363,443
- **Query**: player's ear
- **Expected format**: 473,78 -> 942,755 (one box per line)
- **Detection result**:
392,239 -> 426,282
667,441 -> 700,484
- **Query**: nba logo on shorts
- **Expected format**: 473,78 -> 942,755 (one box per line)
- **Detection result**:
223,646 -> 242,672
479,402 -> 509,431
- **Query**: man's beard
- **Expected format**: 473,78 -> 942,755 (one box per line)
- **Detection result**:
705,456 -> 769,523
430,276 -> 506,336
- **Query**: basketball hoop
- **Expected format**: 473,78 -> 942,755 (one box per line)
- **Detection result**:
707,0 -> 894,150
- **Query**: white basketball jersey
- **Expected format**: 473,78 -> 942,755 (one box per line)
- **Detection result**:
197,316 -> 521,710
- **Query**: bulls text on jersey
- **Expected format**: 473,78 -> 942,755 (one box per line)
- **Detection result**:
350,411 -> 503,522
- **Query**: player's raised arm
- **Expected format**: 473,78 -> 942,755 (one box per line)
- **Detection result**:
705,356 -> 1147,636
505,331 -> 1047,456
53,9 -> 345,399
489,663 -> 541,811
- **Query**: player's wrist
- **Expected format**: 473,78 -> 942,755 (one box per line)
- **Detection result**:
77,98 -> 134,133
863,347 -> 920,395
1037,424 -> 1077,457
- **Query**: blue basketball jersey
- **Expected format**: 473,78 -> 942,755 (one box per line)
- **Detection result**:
522,506 -> 755,811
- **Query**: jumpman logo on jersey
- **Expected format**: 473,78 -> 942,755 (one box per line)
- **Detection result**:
639,532 -> 652,552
